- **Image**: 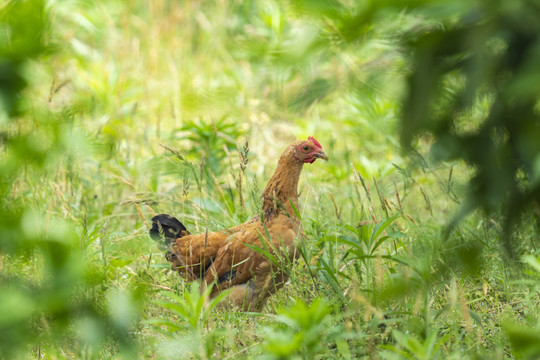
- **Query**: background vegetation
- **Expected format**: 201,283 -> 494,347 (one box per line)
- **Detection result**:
1,0 -> 539,358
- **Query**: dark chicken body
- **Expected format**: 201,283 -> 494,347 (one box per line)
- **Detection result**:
150,137 -> 327,311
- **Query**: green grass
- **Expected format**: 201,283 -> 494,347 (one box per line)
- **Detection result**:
1,0 -> 539,359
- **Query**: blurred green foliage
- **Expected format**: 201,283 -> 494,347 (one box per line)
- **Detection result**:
0,0 -> 47,117
260,299 -> 332,359
286,0 -> 540,253
381,327 -> 449,360
148,283 -> 229,359
177,117 -> 244,174
0,0 -> 138,358
398,0 -> 540,252
502,255 -> 540,359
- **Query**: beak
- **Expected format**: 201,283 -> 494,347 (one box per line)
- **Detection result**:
314,151 -> 329,161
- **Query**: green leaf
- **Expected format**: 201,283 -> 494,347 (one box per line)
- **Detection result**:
523,255 -> 540,274
318,258 -> 348,303
371,213 -> 400,244
503,322 -> 540,360
289,199 -> 302,220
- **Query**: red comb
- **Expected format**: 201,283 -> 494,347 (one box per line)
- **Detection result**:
308,136 -> 322,149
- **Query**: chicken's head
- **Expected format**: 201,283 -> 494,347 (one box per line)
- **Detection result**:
293,136 -> 328,164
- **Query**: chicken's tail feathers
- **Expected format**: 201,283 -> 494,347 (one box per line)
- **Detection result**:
149,214 -> 190,249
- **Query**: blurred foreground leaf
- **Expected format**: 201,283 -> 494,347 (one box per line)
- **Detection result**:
0,0 -> 48,117
503,322 -> 540,360
400,0 -> 540,253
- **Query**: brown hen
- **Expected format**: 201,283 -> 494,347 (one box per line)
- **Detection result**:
149,137 -> 328,311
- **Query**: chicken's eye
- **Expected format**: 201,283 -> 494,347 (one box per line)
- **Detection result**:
303,145 -> 309,151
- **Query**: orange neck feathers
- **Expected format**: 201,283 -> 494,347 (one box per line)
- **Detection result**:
261,144 -> 303,220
